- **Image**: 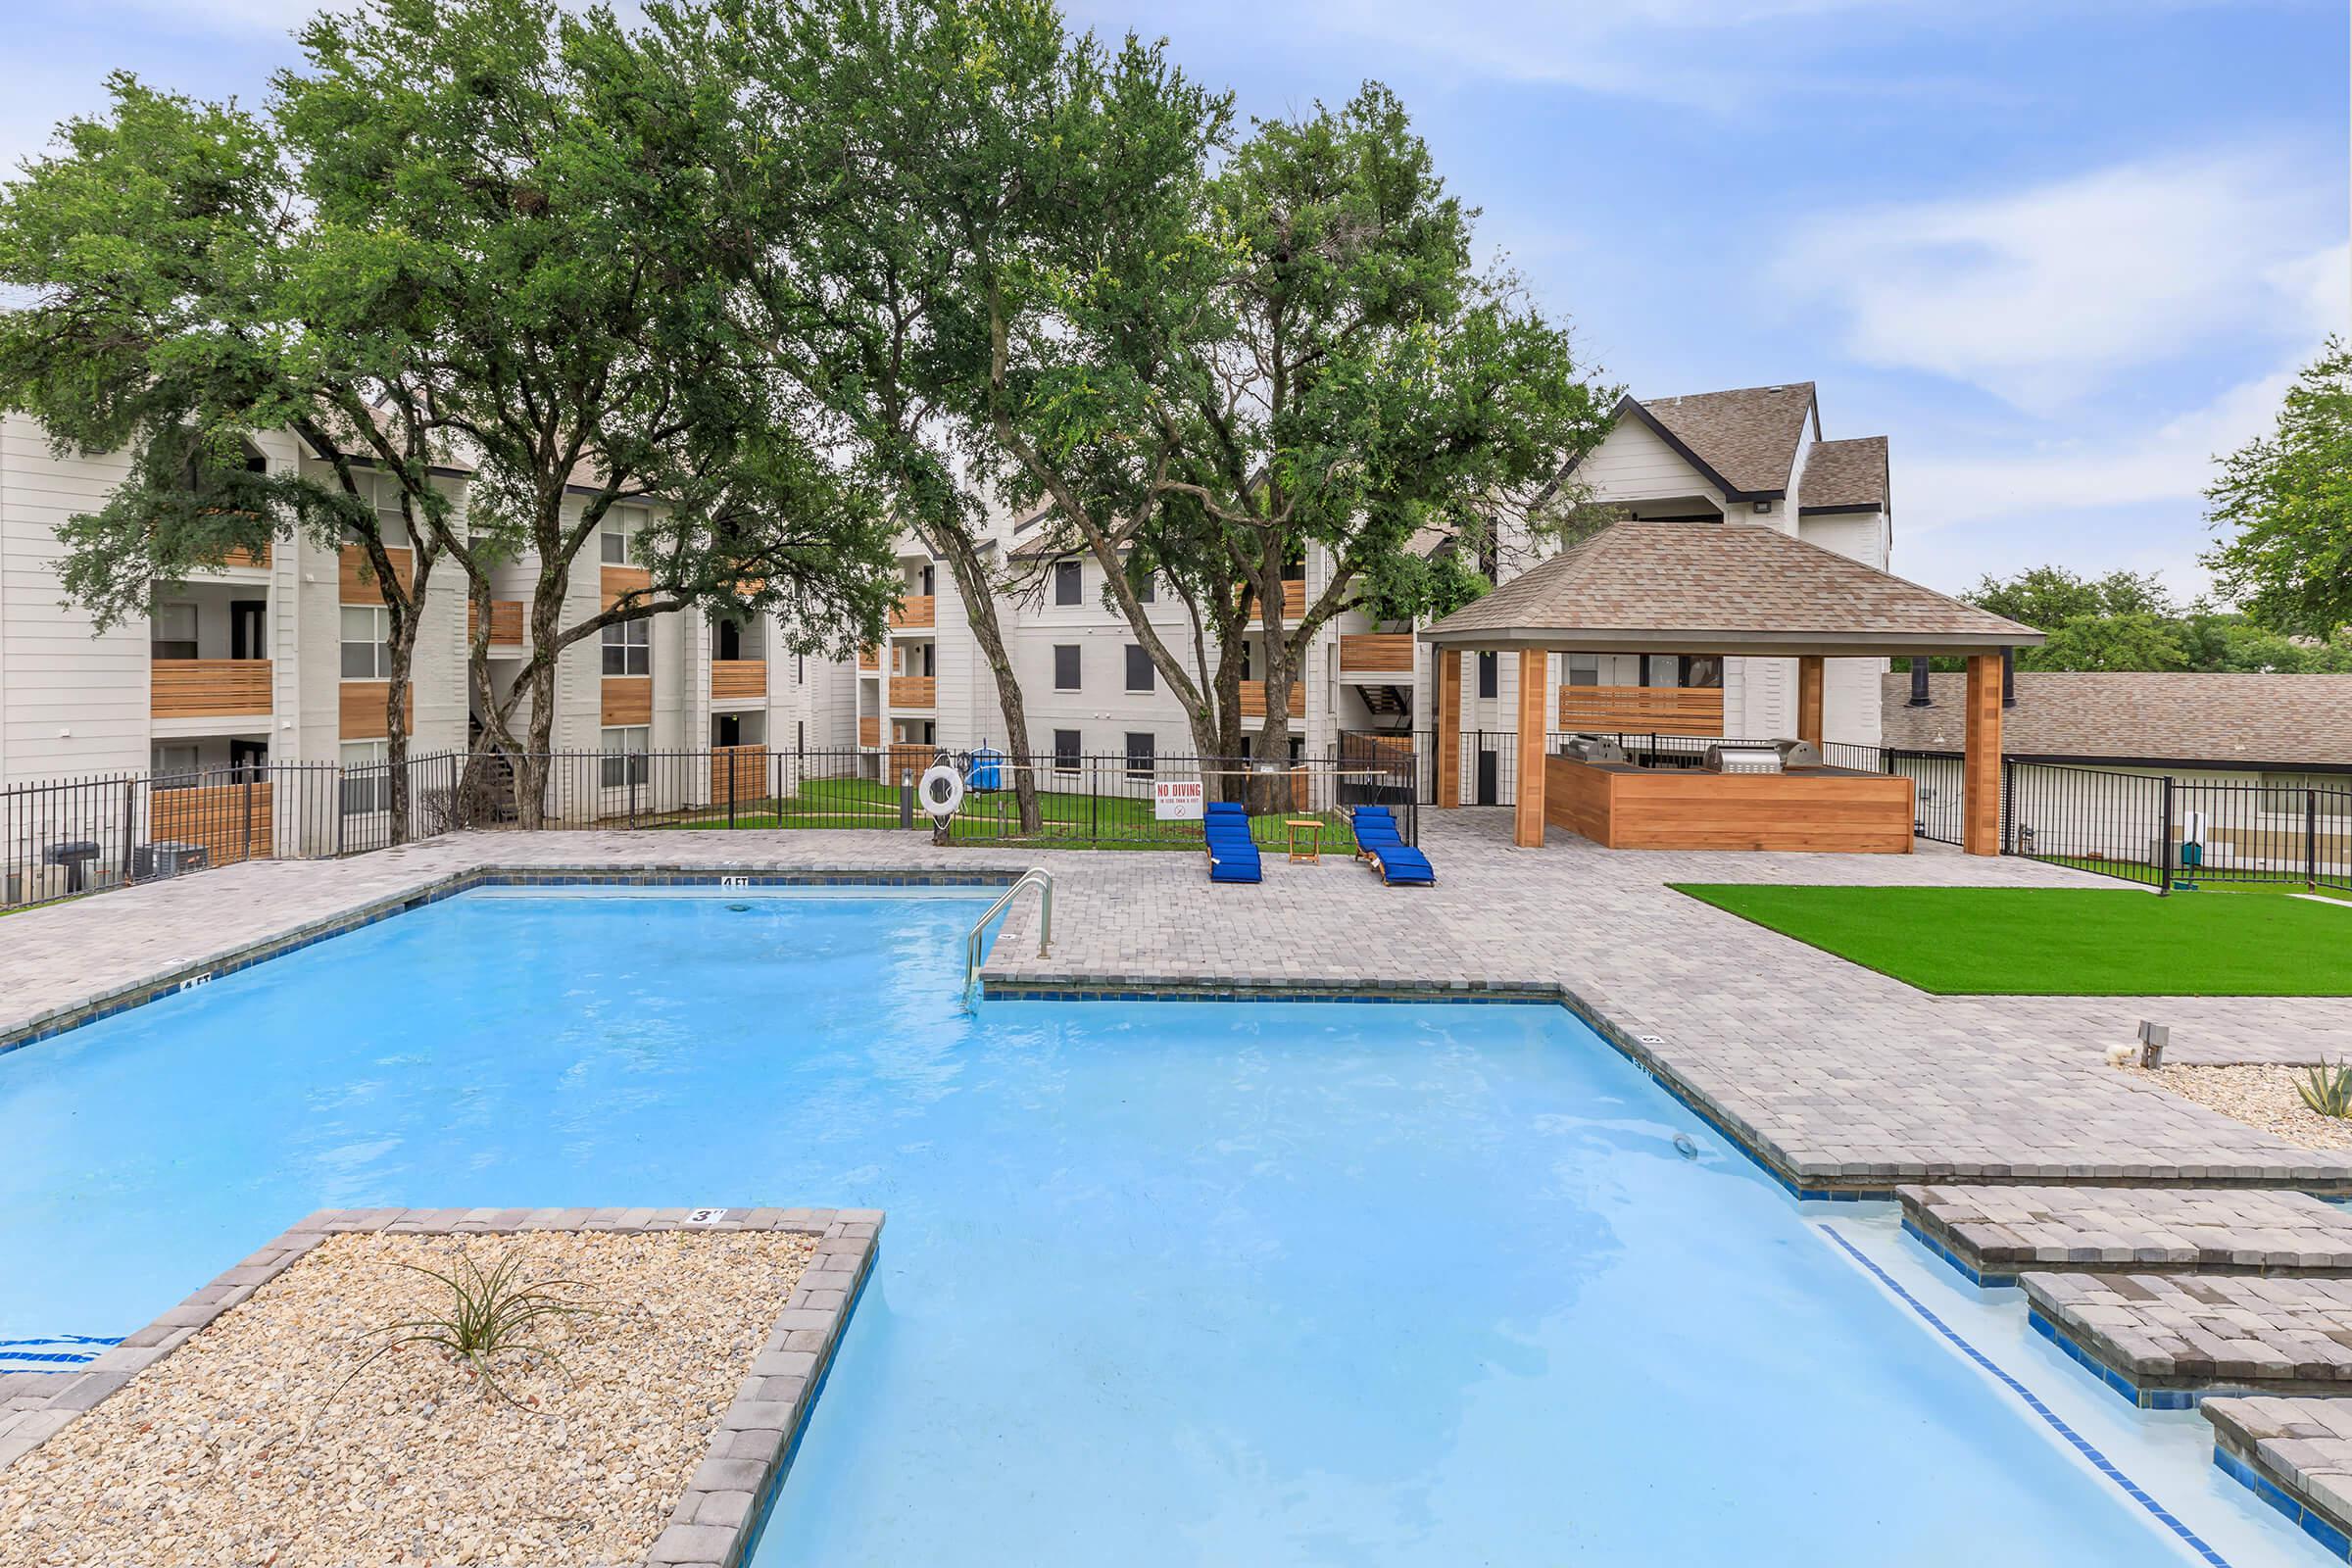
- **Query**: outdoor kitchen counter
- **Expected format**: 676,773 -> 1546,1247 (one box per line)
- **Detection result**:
1543,754 -> 1917,853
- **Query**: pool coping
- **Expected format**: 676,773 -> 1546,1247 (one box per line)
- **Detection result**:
0,1204 -> 882,1568
2205,1397 -> 2352,1560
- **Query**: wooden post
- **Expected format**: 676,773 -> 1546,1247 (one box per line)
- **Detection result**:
1437,648 -> 1462,808
1796,656 -> 1824,748
1962,652 -> 2002,856
1514,648 -> 1546,848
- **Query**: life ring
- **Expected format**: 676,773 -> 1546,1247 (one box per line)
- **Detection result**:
918,763 -> 965,820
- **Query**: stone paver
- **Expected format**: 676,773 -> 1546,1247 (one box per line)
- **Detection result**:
2023,1271 -> 2352,1404
1899,1184 -> 2352,1285
0,1205 -> 879,1568
1,813 -> 2348,1195
2204,1395 -> 2352,1556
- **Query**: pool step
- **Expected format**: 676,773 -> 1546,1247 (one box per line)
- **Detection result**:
2204,1396 -> 2352,1559
1899,1183 -> 2352,1287
2023,1271 -> 2352,1408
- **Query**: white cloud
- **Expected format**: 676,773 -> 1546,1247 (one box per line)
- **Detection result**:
1780,152 -> 2338,413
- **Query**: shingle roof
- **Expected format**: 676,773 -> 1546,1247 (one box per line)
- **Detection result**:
1799,435 -> 1887,513
1883,671 -> 2352,771
1627,383 -> 1818,499
1421,517 -> 2039,656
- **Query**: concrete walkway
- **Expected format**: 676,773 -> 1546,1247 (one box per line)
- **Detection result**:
2,812 -> 2348,1196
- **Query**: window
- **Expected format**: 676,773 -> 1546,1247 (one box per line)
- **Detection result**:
340,606 -> 391,678
152,603 -> 199,662
153,743 -> 201,784
601,725 -> 650,788
1124,732 -> 1155,779
1054,560 -> 1082,606
1054,644 -> 1081,692
1288,734 -> 1303,765
602,619 -> 651,675
1642,654 -> 1680,689
599,508 -> 637,565
1053,729 -> 1082,771
1125,644 -> 1154,693
1682,656 -> 1723,689
919,564 -> 936,596
366,473 -> 409,545
1133,568 -> 1156,604
339,740 -> 389,814
1476,651 -> 1498,699
1566,654 -> 1600,688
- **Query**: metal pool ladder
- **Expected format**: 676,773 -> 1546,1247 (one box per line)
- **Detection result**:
964,867 -> 1053,1009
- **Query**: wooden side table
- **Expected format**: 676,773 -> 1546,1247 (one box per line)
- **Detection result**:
1285,817 -> 1321,863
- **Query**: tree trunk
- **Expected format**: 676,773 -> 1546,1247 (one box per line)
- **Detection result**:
927,531 -> 1042,834
383,612 -> 420,844
512,575 -> 567,830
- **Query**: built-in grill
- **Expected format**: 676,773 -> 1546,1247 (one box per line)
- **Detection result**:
1560,734 -> 1629,764
1703,744 -> 1784,775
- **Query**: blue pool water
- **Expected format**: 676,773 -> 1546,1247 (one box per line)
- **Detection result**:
0,889 -> 2216,1563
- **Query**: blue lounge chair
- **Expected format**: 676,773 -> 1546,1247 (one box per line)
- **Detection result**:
1365,842 -> 1435,886
1206,825 -> 1262,883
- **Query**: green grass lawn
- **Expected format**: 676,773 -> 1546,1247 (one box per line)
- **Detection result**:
656,778 -> 1363,853
1671,882 -> 2352,996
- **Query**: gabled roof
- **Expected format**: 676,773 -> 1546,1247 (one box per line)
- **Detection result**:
1420,517 -> 2039,657
1615,382 -> 1820,501
1799,435 -> 1888,514
1883,671 -> 2352,772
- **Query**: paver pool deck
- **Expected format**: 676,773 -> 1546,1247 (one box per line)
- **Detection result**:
1899,1184 -> 2352,1286
2,810 -> 2348,1196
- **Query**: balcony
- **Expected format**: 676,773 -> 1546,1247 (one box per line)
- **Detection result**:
601,564 -> 652,611
891,595 -> 937,631
217,544 -> 272,571
339,681 -> 416,739
885,741 -> 935,781
1556,684 -> 1725,737
152,661 -> 272,719
711,659 -> 766,702
1338,634 -> 1415,676
858,714 -> 881,748
1236,578 -> 1307,621
338,545 -> 413,601
889,674 -> 936,710
602,676 -> 653,726
858,646 -> 881,671
467,598 -> 525,647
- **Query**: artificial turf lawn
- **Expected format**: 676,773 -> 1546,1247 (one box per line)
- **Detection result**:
1671,882 -> 2352,997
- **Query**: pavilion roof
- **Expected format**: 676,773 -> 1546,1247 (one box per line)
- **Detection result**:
1421,517 -> 2039,657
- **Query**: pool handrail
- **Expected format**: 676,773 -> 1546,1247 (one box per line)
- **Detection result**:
965,866 -> 1053,1005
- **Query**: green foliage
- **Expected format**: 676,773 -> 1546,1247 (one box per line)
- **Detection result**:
1960,564 -> 2352,672
2299,1059 -> 2352,1119
322,1250 -> 599,1422
1355,548 -> 1490,626
2206,337 -> 2352,643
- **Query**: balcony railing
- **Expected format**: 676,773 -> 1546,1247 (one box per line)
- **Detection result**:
889,674 -> 936,710
1338,633 -> 1415,675
466,598 -> 525,646
858,714 -> 881,747
151,660 -> 272,719
858,646 -> 881,671
891,595 -> 937,630
710,659 -> 766,701
1557,685 -> 1725,737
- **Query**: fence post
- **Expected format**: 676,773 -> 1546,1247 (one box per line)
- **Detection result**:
1091,760 -> 1100,843
2159,775 -> 2175,895
727,751 -> 738,830
630,760 -> 641,828
2310,789 -> 2320,892
121,779 -> 139,884
2000,759 -> 2015,855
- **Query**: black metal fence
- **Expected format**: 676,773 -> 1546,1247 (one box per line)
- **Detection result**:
1,754 -> 468,914
472,746 -> 1418,853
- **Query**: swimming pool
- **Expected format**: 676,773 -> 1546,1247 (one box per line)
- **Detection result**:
0,888 -> 2287,1562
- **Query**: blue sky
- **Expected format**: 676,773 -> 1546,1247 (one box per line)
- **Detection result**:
4,0 -> 2344,596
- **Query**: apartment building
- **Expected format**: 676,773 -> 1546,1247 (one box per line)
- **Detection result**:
0,415 -> 838,890
826,381 -> 1895,796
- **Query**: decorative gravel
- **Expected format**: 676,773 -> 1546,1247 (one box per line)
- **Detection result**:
0,1228 -> 816,1567
2129,1063 -> 2352,1152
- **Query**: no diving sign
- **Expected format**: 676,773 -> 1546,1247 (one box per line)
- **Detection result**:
1153,779 -> 1204,820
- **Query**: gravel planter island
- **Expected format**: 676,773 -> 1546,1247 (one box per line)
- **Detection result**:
0,1206 -> 879,1568
2128,1064 -> 2352,1152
